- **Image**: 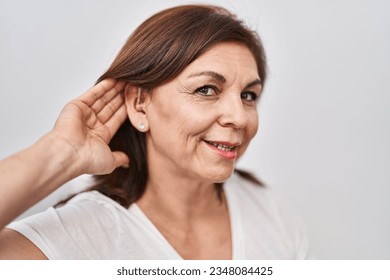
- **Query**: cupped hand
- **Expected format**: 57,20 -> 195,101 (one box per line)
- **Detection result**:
52,79 -> 130,175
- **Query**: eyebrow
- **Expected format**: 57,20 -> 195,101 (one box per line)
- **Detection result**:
187,70 -> 262,88
245,79 -> 262,89
187,71 -> 226,83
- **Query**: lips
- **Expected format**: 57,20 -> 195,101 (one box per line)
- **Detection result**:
203,140 -> 238,151
203,140 -> 240,160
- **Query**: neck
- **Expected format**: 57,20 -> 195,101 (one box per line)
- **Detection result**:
137,169 -> 222,222
136,146 -> 232,259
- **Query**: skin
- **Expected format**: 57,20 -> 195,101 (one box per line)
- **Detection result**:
0,79 -> 129,259
127,42 -> 261,259
0,42 -> 261,260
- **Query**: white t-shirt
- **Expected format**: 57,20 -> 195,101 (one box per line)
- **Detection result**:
7,173 -> 311,259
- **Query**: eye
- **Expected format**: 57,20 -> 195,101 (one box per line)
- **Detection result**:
195,85 -> 218,96
241,91 -> 258,101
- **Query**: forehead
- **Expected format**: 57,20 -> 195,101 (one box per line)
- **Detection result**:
179,42 -> 259,80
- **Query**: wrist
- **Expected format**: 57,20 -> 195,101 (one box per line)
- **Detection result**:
37,132 -> 83,179
0,131 -> 84,226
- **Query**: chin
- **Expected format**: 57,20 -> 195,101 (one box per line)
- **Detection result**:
200,165 -> 235,183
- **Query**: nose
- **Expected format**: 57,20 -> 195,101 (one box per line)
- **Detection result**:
217,94 -> 247,129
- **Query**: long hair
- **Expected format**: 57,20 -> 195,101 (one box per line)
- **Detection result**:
82,5 -> 266,208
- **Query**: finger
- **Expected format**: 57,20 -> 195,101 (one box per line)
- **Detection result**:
78,79 -> 117,106
112,151 -> 130,169
96,91 -> 125,124
91,81 -> 126,113
61,100 -> 98,129
104,104 -> 128,142
68,100 -> 98,128
85,107 -> 99,129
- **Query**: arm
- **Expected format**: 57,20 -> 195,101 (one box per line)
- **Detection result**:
0,131 -> 80,230
0,79 -> 129,235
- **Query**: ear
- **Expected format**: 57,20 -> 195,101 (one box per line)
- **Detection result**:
124,84 -> 150,132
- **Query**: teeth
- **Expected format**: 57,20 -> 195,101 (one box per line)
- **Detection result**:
206,141 -> 236,152
217,145 -> 233,152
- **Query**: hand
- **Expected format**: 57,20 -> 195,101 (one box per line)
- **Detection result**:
52,79 -> 129,175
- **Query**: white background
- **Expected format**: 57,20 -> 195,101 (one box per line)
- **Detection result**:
0,0 -> 389,259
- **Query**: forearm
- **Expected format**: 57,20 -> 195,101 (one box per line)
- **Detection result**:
0,132 -> 81,229
0,79 -> 127,229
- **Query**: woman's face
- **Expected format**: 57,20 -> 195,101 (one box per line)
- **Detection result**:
145,42 -> 262,183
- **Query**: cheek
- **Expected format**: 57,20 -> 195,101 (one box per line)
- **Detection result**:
148,97 -> 214,144
174,101 -> 217,135
247,110 -> 259,139
148,94 -> 182,130
237,111 -> 258,157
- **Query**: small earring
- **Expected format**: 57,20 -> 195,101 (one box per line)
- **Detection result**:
138,123 -> 145,130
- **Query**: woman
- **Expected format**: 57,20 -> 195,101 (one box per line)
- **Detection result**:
0,5 -> 310,259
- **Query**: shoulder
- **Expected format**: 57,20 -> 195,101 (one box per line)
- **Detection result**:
226,172 -> 298,220
59,190 -> 128,218
225,172 -> 281,213
7,191 -> 128,259
225,172 -> 312,259
39,191 -> 128,231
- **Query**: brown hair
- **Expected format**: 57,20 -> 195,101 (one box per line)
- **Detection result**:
82,5 -> 266,208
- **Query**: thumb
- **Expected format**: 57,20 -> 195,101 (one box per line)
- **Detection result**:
112,151 -> 130,169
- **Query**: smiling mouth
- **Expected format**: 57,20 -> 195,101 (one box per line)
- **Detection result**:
203,140 -> 238,152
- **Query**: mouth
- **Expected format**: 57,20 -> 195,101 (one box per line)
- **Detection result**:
203,140 -> 238,151
203,140 -> 240,160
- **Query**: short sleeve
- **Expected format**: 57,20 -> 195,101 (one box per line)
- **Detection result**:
6,192 -> 123,259
7,207 -> 87,259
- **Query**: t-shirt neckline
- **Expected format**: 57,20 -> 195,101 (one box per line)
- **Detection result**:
128,178 -> 244,260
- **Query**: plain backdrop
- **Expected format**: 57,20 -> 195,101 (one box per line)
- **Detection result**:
1,0 -> 389,259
